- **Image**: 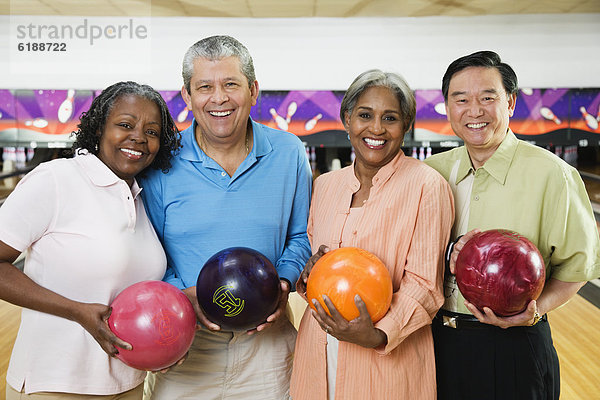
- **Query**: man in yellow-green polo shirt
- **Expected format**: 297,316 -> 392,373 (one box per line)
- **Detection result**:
425,50 -> 600,400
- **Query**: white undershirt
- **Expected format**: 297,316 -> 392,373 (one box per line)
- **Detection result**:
326,205 -> 364,400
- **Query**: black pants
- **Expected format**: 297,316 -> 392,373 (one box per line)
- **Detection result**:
432,315 -> 560,400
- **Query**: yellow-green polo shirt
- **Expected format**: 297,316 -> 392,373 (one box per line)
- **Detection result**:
425,130 -> 600,314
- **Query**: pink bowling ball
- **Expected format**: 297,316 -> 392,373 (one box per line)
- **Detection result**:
108,280 -> 196,371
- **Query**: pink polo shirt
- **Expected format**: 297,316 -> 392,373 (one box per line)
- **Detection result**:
0,153 -> 166,395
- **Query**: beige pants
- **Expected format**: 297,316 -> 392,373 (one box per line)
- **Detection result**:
145,317 -> 297,400
288,292 -> 307,330
6,383 -> 143,400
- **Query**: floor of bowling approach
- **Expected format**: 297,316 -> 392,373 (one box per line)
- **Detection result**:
1,162 -> 600,398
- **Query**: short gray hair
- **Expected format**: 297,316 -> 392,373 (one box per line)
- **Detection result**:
340,69 -> 416,133
182,35 -> 256,94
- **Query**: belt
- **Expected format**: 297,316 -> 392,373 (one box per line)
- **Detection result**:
434,309 -> 487,329
433,309 -> 548,330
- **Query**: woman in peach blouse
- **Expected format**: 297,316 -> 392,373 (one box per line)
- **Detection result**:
290,70 -> 454,400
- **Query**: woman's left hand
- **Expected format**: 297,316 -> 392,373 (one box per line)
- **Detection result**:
296,245 -> 329,296
311,294 -> 387,349
75,302 -> 133,357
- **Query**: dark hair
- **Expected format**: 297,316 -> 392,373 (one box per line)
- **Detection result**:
72,81 -> 181,173
442,51 -> 518,101
340,69 -> 416,134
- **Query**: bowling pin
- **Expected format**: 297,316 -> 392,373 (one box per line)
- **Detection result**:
426,146 -> 432,159
564,146 -> 571,165
521,88 -> 533,96
33,118 -> 48,128
580,106 -> 599,130
305,113 -> 322,131
418,147 -> 425,161
434,102 -> 446,116
269,108 -> 289,131
554,145 -> 563,159
58,89 -> 75,123
16,147 -> 26,169
7,147 -> 16,162
310,147 -> 317,173
286,102 -> 297,124
177,107 -> 189,123
330,158 -> 341,171
565,145 -> 577,166
26,147 -> 35,162
24,118 -> 49,129
539,106 -> 561,124
2,148 -> 16,189
411,147 -> 418,159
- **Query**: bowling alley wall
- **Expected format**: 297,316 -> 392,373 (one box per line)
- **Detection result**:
0,13 -> 599,169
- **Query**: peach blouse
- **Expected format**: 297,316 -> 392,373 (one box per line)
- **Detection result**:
291,151 -> 454,400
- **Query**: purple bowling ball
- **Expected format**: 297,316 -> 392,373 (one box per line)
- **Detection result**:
196,247 -> 281,331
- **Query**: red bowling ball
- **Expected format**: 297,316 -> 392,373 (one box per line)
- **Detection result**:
108,280 -> 196,371
455,229 -> 545,316
196,247 -> 281,331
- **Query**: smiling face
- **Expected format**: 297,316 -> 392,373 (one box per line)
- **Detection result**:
346,86 -> 406,173
97,94 -> 161,186
182,56 -> 258,146
445,66 -> 516,164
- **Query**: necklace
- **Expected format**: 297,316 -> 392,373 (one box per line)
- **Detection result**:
198,130 -> 250,156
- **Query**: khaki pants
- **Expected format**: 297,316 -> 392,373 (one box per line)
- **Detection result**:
145,317 -> 297,400
6,383 -> 143,400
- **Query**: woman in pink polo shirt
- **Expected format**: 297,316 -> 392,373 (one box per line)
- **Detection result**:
0,81 -> 180,399
291,70 -> 454,400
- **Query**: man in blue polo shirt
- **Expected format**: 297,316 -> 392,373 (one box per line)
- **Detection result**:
141,35 -> 312,400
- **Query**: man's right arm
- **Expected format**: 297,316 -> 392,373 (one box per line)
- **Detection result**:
140,173 -> 185,289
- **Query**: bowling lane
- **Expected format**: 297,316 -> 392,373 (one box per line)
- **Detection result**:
576,166 -> 600,294
578,163 -> 600,175
582,177 -> 600,205
578,165 -> 600,217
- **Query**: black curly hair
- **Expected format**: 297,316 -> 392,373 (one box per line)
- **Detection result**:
71,81 -> 181,173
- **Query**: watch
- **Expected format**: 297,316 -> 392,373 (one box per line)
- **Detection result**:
444,235 -> 463,273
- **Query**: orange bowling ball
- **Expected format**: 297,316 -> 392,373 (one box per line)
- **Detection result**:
306,247 -> 393,322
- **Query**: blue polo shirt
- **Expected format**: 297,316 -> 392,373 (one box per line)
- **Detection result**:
140,118 -> 312,291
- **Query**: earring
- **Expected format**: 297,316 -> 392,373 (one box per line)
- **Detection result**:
94,143 -> 98,152
347,134 -> 350,141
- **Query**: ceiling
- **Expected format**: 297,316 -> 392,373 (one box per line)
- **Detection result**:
2,0 -> 600,18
